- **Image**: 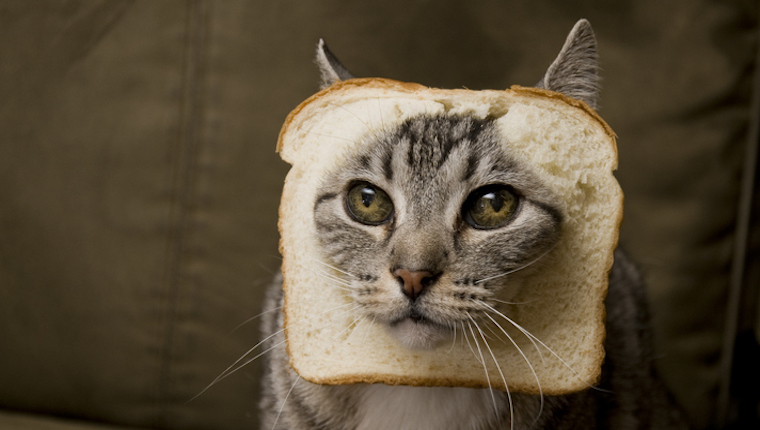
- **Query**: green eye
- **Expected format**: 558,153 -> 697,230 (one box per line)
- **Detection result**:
464,186 -> 519,229
346,182 -> 394,225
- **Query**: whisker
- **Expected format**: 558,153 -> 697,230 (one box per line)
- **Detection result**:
208,327 -> 286,387
231,304 -> 360,384
484,303 -> 604,392
482,312 -> 544,422
192,302 -> 358,401
346,315 -> 369,343
311,258 -> 360,279
447,322 -> 458,353
300,264 -> 354,292
313,266 -> 353,285
475,244 -> 557,284
482,319 -> 509,344
229,306 -> 283,334
268,305 -> 374,427
272,374 -> 301,430
312,269 -> 353,290
469,314 -> 513,430
326,305 -> 365,344
309,275 -> 352,293
480,303 -> 544,362
461,321 -> 481,364
466,320 -> 502,426
191,337 -> 287,402
360,316 -> 376,347
491,298 -> 532,306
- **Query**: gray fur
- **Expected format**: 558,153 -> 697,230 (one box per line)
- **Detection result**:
316,39 -> 356,89
536,19 -> 601,110
311,115 -> 562,346
258,19 -> 686,430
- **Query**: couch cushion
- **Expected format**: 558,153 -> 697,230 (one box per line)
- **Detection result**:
0,411 -> 140,430
0,2 -> 277,429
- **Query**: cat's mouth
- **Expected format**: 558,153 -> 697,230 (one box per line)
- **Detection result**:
387,308 -> 449,350
408,307 -> 425,322
389,309 -> 435,326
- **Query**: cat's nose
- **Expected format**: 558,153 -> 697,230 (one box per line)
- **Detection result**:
394,268 -> 438,301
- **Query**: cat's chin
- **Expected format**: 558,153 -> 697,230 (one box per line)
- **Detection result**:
387,318 -> 448,350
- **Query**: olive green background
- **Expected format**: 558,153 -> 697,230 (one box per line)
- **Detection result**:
0,1 -> 758,429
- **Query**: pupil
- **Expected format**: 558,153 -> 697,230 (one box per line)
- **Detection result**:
361,188 -> 376,207
485,192 -> 503,212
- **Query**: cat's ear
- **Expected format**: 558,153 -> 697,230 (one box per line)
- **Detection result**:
536,19 -> 600,110
316,39 -> 356,89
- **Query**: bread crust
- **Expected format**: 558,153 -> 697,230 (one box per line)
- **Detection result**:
276,78 -> 616,154
276,78 -> 622,394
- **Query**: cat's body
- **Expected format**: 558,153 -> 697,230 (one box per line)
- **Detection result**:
258,20 -> 685,430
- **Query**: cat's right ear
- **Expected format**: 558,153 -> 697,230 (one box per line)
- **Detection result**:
316,39 -> 356,89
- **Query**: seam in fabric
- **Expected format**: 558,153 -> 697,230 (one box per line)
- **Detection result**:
158,0 -> 209,427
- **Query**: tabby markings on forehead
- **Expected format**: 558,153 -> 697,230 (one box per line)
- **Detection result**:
399,115 -> 492,174
382,150 -> 394,181
463,152 -> 480,182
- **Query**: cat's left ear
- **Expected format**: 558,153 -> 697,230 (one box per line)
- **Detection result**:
536,19 -> 600,110
316,39 -> 356,89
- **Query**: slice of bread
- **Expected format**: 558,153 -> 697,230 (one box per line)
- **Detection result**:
276,78 -> 622,394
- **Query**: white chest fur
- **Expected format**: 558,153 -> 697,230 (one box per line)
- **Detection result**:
354,384 -> 503,430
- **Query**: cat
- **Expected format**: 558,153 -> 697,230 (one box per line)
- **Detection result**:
257,19 -> 686,430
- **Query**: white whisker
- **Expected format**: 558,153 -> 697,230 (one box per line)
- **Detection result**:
191,338 -> 287,402
300,264 -> 354,292
272,374 -> 301,430
310,275 -> 352,292
491,298 -> 531,306
346,315 -> 369,343
482,320 -> 509,344
207,302 -> 357,393
229,306 -> 283,334
481,303 -> 544,362
311,258 -> 360,279
447,322 -> 458,353
312,268 -> 353,289
466,320 -> 500,425
328,308 -> 364,343
360,316 -> 376,347
482,312 -> 544,422
268,303 -> 374,427
484,303 -> 603,391
461,321 -> 481,364
314,266 -> 353,284
192,301 -> 359,401
475,244 -> 557,284
469,314 -> 513,430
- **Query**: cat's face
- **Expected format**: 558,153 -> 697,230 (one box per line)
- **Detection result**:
313,114 -> 562,349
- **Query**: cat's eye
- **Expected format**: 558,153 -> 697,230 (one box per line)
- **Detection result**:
463,185 -> 519,229
345,182 -> 394,225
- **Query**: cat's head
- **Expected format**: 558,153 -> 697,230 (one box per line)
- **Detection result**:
311,20 -> 599,350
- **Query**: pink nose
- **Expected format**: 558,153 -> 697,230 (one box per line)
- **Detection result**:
394,268 -> 436,300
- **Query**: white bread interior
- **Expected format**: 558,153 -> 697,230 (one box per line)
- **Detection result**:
277,78 -> 622,394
